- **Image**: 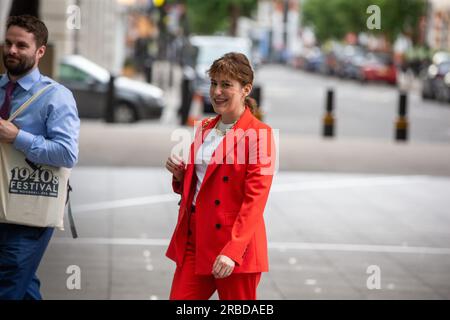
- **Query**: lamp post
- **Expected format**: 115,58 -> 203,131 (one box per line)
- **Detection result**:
155,0 -> 167,61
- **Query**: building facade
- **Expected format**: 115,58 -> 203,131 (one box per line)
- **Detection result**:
1,0 -> 127,75
427,0 -> 450,51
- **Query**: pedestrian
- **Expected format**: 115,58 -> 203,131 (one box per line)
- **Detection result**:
165,52 -> 276,300
0,15 -> 80,300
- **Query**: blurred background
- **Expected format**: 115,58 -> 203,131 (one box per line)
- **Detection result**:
1,0 -> 450,299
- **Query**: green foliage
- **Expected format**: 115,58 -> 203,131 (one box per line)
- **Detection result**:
374,0 -> 426,42
185,0 -> 257,35
302,0 -> 426,43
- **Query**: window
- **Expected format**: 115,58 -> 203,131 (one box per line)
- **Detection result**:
59,64 -> 92,83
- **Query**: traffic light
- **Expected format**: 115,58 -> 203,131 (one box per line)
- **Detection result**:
153,0 -> 165,7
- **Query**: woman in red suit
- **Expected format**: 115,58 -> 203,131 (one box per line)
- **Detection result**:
165,52 -> 276,300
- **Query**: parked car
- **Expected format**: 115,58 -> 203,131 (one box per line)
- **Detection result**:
296,46 -> 324,73
432,67 -> 450,103
320,42 -> 344,75
58,55 -> 165,122
188,35 -> 253,113
335,45 -> 366,79
340,48 -> 367,80
359,52 -> 397,85
421,53 -> 450,101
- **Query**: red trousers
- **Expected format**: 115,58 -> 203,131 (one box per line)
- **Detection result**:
169,211 -> 261,300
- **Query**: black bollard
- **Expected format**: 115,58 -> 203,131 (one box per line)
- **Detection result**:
323,88 -> 335,137
178,66 -> 195,125
144,64 -> 153,83
179,76 -> 193,125
105,74 -> 116,123
169,62 -> 174,88
395,92 -> 408,141
250,86 -> 261,105
250,86 -> 263,121
143,56 -> 153,83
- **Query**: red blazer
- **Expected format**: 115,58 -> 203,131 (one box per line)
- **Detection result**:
166,107 -> 276,274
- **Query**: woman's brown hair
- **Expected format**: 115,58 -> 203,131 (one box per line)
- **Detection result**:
207,52 -> 259,115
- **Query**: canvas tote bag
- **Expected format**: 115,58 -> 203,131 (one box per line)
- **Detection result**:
0,84 -> 71,230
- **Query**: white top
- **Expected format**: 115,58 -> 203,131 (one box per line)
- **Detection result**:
192,120 -> 235,205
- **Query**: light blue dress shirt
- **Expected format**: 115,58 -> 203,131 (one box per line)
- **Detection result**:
0,68 -> 80,168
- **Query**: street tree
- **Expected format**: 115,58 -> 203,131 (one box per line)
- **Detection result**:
184,0 -> 257,36
302,0 -> 426,44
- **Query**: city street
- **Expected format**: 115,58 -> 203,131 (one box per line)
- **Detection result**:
38,64 -> 450,300
40,168 -> 450,299
258,65 -> 450,143
1,0 -> 449,306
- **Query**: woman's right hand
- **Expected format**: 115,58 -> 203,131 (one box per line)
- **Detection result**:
165,154 -> 186,182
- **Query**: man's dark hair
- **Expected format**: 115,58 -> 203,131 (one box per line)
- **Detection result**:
6,15 -> 48,47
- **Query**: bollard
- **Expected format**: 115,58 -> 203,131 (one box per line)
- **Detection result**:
250,86 -> 261,106
105,74 -> 116,123
169,62 -> 174,88
179,76 -> 193,125
323,88 -> 335,137
395,92 -> 408,141
178,66 -> 195,125
186,92 -> 203,126
144,60 -> 153,83
250,85 -> 263,121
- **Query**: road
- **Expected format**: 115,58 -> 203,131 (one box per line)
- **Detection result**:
257,65 -> 450,143
40,168 -> 450,299
36,64 -> 450,300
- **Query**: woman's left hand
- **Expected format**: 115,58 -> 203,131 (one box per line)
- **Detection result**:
212,255 -> 235,279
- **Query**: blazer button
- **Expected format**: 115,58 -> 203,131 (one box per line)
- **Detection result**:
214,199 -> 220,206
223,176 -> 229,182
215,223 -> 221,230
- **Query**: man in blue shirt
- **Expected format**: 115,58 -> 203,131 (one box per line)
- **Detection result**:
0,15 -> 80,299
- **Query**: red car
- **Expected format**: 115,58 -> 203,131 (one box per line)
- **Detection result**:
360,52 -> 397,85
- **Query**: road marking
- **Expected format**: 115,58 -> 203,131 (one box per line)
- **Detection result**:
51,237 -> 450,255
268,241 -> 450,255
143,250 -> 151,258
270,175 -> 429,192
72,176 -> 430,214
305,279 -> 317,286
72,194 -> 179,213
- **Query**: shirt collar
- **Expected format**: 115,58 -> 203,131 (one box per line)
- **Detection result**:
16,68 -> 41,91
0,67 -> 41,91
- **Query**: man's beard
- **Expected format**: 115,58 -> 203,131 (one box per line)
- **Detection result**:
2,52 -> 35,76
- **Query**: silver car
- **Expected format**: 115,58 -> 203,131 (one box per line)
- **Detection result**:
188,36 -> 254,113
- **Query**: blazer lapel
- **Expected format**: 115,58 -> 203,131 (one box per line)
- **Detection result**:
183,116 -> 220,199
201,107 -> 254,186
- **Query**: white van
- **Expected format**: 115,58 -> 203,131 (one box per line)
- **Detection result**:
189,35 -> 253,113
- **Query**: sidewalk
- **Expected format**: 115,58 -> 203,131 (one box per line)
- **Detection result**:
78,121 -> 450,176
39,167 -> 450,299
